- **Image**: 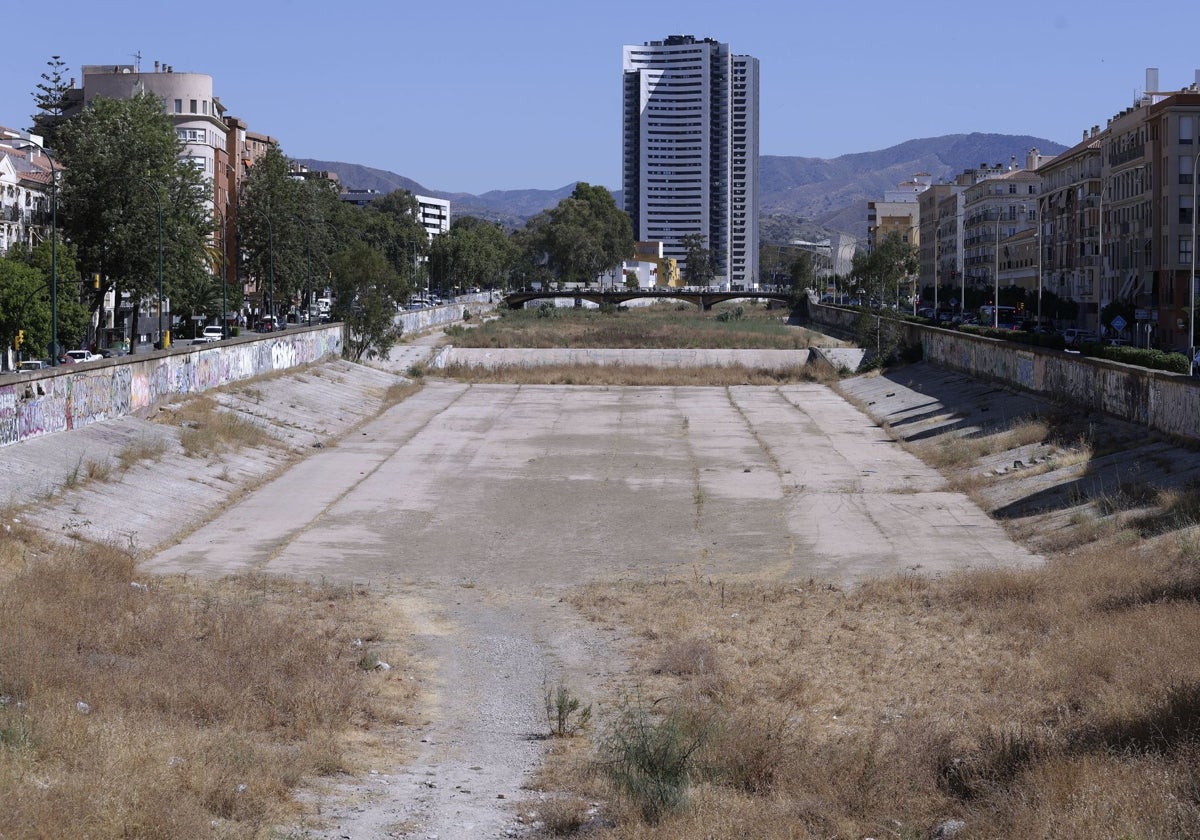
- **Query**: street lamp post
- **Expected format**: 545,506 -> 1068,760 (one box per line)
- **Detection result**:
994,205 -> 1003,329
1037,196 -> 1044,329
137,178 -> 166,350
933,223 -> 940,320
214,207 -> 229,339
1191,150 -> 1199,375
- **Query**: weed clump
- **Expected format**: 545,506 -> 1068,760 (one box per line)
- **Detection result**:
600,695 -> 706,824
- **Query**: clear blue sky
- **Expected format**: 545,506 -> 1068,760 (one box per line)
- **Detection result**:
8,0 -> 1200,194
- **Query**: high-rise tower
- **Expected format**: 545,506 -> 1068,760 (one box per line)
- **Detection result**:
622,35 -> 759,288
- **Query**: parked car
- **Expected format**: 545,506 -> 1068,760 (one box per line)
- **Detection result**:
17,360 -> 49,372
1063,328 -> 1098,347
64,349 -> 102,363
192,325 -> 224,343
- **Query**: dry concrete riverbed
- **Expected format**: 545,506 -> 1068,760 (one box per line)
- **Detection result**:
5,351 -> 1039,838
142,378 -> 1036,838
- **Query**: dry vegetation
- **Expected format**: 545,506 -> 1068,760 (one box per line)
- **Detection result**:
154,394 -> 278,458
0,525 -> 416,839
528,391 -> 1200,838
443,303 -> 830,350
436,362 -> 829,387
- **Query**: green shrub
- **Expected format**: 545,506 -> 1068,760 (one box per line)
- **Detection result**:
545,682 -> 592,738
1078,343 -> 1190,374
601,696 -> 706,823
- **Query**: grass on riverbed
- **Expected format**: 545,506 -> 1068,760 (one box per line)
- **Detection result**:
530,406 -> 1200,839
436,362 -> 829,386
0,530 -> 414,839
444,303 -> 829,350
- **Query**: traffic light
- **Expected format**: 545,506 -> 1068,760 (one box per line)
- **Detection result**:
13,330 -> 23,349
93,272 -> 101,289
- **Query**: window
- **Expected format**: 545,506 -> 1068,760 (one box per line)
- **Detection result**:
1181,155 -> 1194,185
174,99 -> 182,113
189,99 -> 197,114
1181,116 -> 1194,145
1181,195 -> 1193,225
1181,236 -> 1193,266
201,100 -> 208,115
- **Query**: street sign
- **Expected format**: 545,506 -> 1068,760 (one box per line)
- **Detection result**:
1111,315 -> 1127,332
1134,309 -> 1149,321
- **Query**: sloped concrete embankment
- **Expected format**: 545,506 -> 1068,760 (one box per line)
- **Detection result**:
807,300 -> 1200,443
0,325 -> 344,450
4,359 -> 402,555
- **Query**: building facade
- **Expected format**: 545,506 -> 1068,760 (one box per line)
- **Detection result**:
622,35 -> 760,288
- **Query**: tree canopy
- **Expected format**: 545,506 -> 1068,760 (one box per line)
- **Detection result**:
56,92 -> 211,350
428,216 -> 516,293
681,234 -> 715,286
525,183 -> 633,286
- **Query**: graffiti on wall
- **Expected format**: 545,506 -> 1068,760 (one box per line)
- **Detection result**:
0,326 -> 344,448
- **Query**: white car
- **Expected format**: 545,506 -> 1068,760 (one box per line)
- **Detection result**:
197,325 -> 224,342
64,350 -> 102,363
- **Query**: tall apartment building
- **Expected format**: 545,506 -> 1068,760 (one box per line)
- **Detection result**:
1098,69 -> 1200,351
1038,128 -> 1104,330
622,35 -> 760,288
961,154 -> 1046,301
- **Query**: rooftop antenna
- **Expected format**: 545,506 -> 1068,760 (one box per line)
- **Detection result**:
131,50 -> 142,72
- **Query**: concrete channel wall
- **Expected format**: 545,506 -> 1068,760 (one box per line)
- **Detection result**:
809,301 -> 1200,443
396,294 -> 496,335
434,347 -> 817,370
0,325 -> 344,448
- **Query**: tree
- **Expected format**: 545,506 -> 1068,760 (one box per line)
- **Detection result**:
0,260 -> 51,365
788,251 -> 816,292
2,240 -> 88,357
850,232 -> 919,308
328,240 -> 409,361
57,92 -> 211,352
681,234 -> 715,286
849,232 -> 919,362
358,189 -> 429,291
528,183 -> 632,286
428,216 -> 516,294
31,55 -> 71,150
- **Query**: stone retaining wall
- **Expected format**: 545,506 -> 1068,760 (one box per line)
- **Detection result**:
397,296 -> 496,334
0,324 -> 344,448
809,302 -> 1200,442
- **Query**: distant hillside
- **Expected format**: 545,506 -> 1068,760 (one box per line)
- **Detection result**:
760,133 -> 1068,236
295,159 -> 577,229
298,132 -> 1069,242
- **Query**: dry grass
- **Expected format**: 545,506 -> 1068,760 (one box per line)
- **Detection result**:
437,362 -> 825,387
152,394 -> 276,458
531,402 -> 1200,838
0,542 -> 415,839
444,303 -> 824,350
545,532 -> 1200,838
384,379 -> 424,406
115,434 -> 169,470
916,417 -> 1051,469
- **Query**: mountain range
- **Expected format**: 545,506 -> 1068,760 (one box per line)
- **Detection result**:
297,132 -> 1069,243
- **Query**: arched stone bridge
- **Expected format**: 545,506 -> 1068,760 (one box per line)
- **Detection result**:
502,289 -> 797,312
